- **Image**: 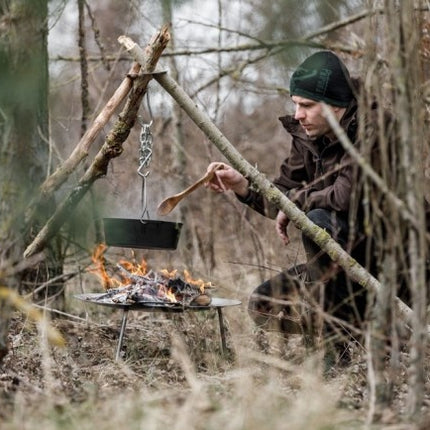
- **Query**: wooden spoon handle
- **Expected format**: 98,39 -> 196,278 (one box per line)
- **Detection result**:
174,169 -> 216,198
157,164 -> 223,216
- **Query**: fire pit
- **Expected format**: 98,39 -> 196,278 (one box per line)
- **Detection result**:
78,245 -> 241,360
75,293 -> 241,360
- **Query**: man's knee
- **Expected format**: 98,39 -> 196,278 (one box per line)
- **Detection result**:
247,273 -> 305,334
248,292 -> 304,334
304,209 -> 348,248
306,208 -> 333,230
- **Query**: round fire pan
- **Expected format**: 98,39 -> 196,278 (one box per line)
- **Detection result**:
75,293 -> 241,312
103,218 -> 182,250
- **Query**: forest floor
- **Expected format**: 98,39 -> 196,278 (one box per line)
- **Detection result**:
1,296 -> 429,430
1,230 -> 429,429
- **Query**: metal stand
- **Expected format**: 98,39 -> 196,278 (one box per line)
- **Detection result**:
115,309 -> 129,361
114,307 -> 228,360
217,308 -> 227,355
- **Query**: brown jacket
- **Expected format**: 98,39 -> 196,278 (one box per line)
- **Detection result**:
239,98 -> 360,219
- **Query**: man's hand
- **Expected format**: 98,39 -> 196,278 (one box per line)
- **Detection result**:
275,210 -> 290,245
205,162 -> 249,197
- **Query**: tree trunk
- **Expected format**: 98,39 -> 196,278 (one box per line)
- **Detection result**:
0,0 -> 54,360
161,2 -> 193,268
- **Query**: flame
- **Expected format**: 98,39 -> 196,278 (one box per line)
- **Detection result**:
118,258 -> 147,276
89,243 -> 114,290
158,285 -> 177,302
117,258 -> 148,285
89,244 -> 150,290
89,244 -> 211,303
160,268 -> 178,278
183,269 -> 211,293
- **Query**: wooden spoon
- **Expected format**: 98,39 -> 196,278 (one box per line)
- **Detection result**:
157,165 -> 223,216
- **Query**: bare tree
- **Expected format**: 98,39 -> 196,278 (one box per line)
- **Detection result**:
0,0 -> 54,360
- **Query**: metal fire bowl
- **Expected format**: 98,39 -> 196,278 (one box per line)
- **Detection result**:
75,293 -> 241,312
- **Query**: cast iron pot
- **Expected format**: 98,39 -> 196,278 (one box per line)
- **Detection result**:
103,218 -> 182,250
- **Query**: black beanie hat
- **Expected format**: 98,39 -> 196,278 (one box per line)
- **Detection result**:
289,51 -> 354,107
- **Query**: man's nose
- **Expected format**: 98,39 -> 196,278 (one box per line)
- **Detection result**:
294,106 -> 305,120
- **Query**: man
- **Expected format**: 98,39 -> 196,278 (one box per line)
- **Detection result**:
206,51 -> 368,359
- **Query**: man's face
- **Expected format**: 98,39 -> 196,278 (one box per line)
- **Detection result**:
291,95 -> 332,140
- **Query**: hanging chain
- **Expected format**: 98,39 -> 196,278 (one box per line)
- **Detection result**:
138,119 -> 153,221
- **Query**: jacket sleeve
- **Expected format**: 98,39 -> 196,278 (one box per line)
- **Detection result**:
303,153 -> 355,212
236,139 -> 309,218
273,139 -> 310,193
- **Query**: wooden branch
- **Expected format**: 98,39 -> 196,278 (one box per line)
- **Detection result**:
23,26 -> 171,259
40,61 -> 140,198
116,36 -> 418,331
24,60 -> 141,228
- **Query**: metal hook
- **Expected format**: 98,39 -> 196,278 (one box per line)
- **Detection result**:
140,172 -> 150,221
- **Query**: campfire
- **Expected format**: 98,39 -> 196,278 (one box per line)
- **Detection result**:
88,244 -> 212,307
78,244 -> 241,360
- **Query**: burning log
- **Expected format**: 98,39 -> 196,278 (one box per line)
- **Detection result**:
88,244 -> 212,307
94,268 -> 212,306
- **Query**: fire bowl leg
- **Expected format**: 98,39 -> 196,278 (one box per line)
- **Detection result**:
115,309 -> 129,361
217,307 -> 227,355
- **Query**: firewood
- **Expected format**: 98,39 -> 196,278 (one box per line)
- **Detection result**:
190,294 -> 212,306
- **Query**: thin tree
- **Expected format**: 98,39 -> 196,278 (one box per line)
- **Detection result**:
0,0 -> 59,359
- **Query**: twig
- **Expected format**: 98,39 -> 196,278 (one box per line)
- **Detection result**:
78,0 -> 90,135
0,253 -> 45,279
84,0 -> 110,71
23,270 -> 82,300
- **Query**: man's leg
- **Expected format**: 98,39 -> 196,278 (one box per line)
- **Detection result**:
301,209 -> 364,369
302,208 -> 368,322
248,267 -> 307,335
301,208 -> 349,282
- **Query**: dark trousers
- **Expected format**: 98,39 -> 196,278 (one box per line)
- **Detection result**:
248,208 -> 368,337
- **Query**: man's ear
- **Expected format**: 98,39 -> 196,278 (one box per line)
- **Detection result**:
332,105 -> 347,119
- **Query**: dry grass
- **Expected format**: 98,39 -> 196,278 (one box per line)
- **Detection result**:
1,249 -> 428,430
1,204 -> 428,429
0,315 -> 358,430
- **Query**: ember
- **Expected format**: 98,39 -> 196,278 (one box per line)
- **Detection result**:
88,244 -> 212,306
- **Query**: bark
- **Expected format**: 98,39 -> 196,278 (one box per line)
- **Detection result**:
78,0 -> 90,135
366,255 -> 396,422
23,26 -> 170,259
118,36 -> 424,334
390,3 -> 428,418
0,0 -> 51,359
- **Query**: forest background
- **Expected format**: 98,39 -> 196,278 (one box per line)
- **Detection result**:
1,1 -> 430,429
